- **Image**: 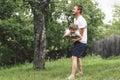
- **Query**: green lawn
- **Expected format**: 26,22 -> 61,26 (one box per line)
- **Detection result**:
0,55 -> 120,80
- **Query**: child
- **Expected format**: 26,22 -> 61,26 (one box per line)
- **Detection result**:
63,23 -> 81,41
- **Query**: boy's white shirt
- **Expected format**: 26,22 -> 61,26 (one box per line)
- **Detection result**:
74,15 -> 87,44
65,29 -> 81,37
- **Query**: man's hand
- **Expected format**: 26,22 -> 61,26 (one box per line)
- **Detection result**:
72,39 -> 77,42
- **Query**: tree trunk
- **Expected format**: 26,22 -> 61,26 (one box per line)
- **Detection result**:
33,12 -> 46,70
27,0 -> 50,70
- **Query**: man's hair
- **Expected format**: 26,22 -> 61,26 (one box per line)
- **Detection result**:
75,4 -> 83,14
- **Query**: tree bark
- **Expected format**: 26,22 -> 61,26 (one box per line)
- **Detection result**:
33,12 -> 46,70
28,0 -> 50,70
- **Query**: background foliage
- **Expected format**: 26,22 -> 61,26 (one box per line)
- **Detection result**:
0,0 -> 120,65
0,0 -> 34,65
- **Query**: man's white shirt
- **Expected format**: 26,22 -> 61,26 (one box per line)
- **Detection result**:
74,15 -> 87,44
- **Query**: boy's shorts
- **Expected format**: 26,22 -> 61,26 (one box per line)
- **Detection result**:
72,41 -> 86,58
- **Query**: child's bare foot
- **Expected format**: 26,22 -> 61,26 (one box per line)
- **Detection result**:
67,74 -> 75,80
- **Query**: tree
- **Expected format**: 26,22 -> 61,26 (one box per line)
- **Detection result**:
100,4 -> 120,38
0,0 -> 105,66
113,5 -> 120,22
27,0 -> 50,70
0,0 -> 34,65
44,0 -> 105,53
112,5 -> 120,34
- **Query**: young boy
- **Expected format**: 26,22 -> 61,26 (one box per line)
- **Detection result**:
63,23 -> 81,41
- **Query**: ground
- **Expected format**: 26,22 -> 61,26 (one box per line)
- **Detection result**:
0,55 -> 120,80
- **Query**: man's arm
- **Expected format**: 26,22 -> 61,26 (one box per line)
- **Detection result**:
72,28 -> 84,42
79,28 -> 84,36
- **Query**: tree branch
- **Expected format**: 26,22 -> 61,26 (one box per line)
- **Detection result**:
24,0 -> 34,6
38,0 -> 50,11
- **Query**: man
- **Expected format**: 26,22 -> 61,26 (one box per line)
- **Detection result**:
67,4 -> 87,80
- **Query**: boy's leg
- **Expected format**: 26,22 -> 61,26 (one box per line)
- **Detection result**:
68,56 -> 77,79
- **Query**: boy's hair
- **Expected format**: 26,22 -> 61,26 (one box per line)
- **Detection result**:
75,4 -> 83,14
69,23 -> 78,30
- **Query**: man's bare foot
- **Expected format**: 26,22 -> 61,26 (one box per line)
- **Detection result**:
76,72 -> 83,76
67,74 -> 75,80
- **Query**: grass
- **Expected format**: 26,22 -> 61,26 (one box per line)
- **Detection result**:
0,55 -> 120,80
